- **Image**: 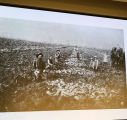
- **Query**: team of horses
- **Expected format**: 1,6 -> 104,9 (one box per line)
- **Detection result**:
111,47 -> 125,70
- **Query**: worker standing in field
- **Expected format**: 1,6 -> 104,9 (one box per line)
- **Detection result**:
33,53 -> 46,80
74,47 -> 80,60
89,57 -> 93,68
54,49 -> 62,70
46,56 -> 54,70
103,52 -> 109,67
77,51 -> 80,60
44,56 -> 54,79
92,56 -> 99,70
55,49 -> 61,63
111,47 -> 117,68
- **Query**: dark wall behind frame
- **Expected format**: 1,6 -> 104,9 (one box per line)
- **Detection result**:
0,0 -> 127,19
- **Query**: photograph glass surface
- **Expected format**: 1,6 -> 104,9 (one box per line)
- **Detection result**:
0,6 -> 126,112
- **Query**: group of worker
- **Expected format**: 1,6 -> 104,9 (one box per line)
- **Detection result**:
89,53 -> 109,70
33,47 -> 123,80
33,49 -> 61,80
89,56 -> 99,70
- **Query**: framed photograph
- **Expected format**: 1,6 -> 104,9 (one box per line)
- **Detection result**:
0,3 -> 127,118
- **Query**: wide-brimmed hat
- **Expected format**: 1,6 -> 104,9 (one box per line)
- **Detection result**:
36,53 -> 43,58
56,49 -> 60,52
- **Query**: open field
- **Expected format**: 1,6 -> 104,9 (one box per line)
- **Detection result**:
0,38 -> 126,111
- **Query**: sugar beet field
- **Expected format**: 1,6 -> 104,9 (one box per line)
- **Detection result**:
0,39 -> 126,111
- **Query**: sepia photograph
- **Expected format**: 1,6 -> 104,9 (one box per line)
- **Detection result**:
0,14 -> 126,112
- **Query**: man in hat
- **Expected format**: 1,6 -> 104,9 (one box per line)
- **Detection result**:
89,57 -> 93,68
55,49 -> 61,63
33,53 -> 46,80
103,52 -> 109,68
46,56 -> 54,70
92,56 -> 99,70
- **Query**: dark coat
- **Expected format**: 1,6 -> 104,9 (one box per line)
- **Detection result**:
34,58 -> 45,70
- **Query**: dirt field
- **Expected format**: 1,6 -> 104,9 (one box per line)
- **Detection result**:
0,38 -> 126,111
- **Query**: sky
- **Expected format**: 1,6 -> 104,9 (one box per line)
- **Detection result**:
0,17 -> 124,50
